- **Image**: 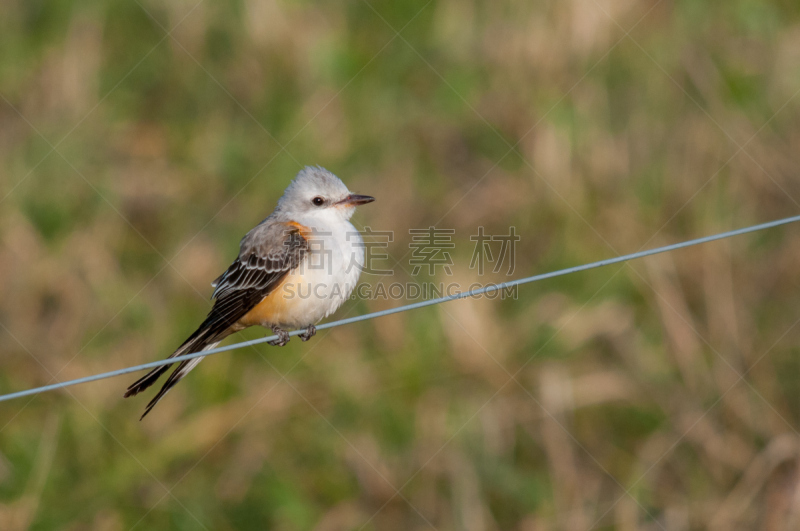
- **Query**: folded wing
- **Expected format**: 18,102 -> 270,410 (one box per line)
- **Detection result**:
125,220 -> 310,419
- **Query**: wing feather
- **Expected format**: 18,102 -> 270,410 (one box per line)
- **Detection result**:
125,220 -> 310,416
205,222 -> 308,331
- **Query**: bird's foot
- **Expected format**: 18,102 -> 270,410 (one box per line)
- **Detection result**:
268,326 -> 290,346
299,324 -> 316,342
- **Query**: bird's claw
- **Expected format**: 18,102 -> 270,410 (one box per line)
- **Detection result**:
299,325 -> 316,342
268,326 -> 290,346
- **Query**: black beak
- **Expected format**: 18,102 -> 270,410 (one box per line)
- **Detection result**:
337,194 -> 375,207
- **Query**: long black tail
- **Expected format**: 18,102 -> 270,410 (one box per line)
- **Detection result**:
124,326 -> 230,419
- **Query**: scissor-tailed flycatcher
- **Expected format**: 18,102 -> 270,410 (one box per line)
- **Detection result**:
124,166 -> 374,419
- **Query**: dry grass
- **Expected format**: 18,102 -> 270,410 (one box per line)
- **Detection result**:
1,0 -> 800,529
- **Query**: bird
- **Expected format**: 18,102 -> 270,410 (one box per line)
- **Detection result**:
124,166 -> 375,419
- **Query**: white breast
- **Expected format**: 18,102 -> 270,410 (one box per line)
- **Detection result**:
275,217 -> 364,328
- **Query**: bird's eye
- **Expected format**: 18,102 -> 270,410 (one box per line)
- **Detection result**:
312,196 -> 325,206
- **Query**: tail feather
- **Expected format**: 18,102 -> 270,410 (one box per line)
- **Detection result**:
138,343 -> 219,420
124,325 -> 231,419
124,328 -> 212,398
124,364 -> 171,399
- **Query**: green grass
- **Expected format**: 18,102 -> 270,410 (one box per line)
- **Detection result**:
1,0 -> 800,529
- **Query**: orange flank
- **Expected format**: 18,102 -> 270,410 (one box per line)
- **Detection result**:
237,221 -> 315,330
285,220 -> 312,239
237,270 -> 303,328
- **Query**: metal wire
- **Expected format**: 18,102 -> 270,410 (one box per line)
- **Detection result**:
2,214 -> 799,403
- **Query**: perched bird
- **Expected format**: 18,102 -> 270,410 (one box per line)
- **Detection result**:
124,166 -> 374,419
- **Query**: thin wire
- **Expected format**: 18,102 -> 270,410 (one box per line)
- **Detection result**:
2,214 -> 799,403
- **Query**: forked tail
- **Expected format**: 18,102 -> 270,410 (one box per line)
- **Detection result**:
124,326 -> 230,419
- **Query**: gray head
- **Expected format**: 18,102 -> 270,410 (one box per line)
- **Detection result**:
275,166 -> 374,223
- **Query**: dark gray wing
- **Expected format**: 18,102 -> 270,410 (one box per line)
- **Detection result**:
125,220 -> 309,418
207,220 -> 309,329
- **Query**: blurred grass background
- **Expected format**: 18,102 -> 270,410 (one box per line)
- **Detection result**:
1,0 -> 800,529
